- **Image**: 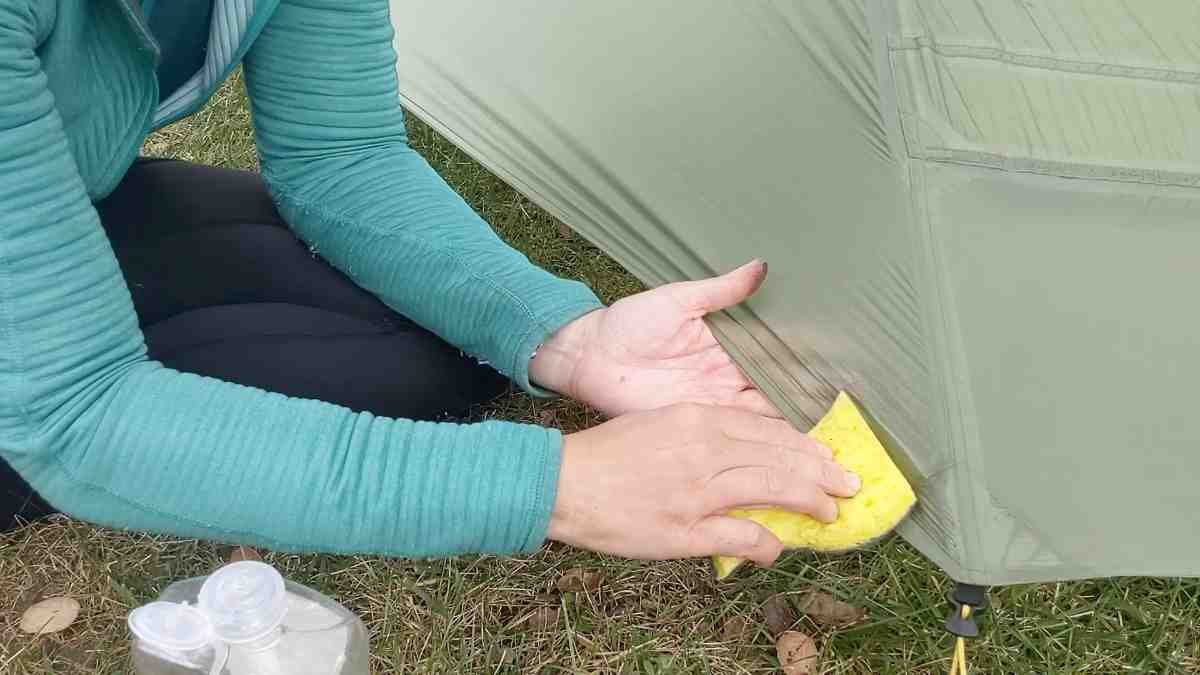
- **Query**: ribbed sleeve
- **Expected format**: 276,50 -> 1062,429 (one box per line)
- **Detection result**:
0,0 -> 563,557
241,0 -> 604,395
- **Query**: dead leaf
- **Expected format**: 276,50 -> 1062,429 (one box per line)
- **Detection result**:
556,567 -> 604,593
557,222 -> 573,238
795,591 -> 865,626
519,606 -> 561,632
720,614 -> 750,642
539,409 -> 558,426
776,631 -> 820,675
228,546 -> 262,563
20,596 -> 81,634
719,613 -> 754,659
762,593 -> 796,637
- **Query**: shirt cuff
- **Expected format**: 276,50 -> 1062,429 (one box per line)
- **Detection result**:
510,292 -> 604,399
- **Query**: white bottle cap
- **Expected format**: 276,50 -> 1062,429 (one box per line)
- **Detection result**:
197,560 -> 288,644
128,601 -> 214,652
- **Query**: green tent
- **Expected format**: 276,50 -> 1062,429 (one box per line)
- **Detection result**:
388,0 -> 1200,587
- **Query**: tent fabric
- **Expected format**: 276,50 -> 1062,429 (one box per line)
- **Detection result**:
387,0 -> 1200,586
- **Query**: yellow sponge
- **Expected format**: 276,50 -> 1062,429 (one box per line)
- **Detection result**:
713,391 -> 916,579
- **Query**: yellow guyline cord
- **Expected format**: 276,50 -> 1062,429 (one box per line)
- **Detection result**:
948,603 -> 973,675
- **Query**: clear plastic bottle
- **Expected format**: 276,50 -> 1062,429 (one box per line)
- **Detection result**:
128,560 -> 369,675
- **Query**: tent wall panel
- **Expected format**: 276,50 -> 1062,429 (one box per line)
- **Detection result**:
389,0 -> 1200,585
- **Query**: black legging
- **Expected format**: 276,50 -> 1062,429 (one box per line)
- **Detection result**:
0,158 -> 510,531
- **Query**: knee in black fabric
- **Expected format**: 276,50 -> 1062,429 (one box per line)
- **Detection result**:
95,158 -> 284,246
94,157 -> 510,421
112,223 -> 400,327
143,303 -> 511,421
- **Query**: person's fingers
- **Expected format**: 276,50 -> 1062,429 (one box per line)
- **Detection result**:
693,346 -> 785,418
699,364 -> 758,393
815,456 -> 861,498
700,342 -> 739,371
727,388 -> 785,419
689,515 -> 784,567
703,456 -> 842,522
714,409 -> 832,458
665,259 -> 767,315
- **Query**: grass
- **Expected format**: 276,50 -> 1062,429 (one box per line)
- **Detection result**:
4,72 -> 1200,675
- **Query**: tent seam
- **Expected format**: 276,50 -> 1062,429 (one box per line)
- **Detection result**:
892,37 -> 1200,85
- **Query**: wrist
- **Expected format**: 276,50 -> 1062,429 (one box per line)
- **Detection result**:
547,432 -> 583,544
529,308 -> 602,398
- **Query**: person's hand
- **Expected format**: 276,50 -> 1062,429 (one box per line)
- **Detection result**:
547,403 -> 861,564
530,260 -> 779,417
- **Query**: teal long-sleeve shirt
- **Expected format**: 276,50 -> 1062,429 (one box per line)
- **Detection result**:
0,0 -> 604,556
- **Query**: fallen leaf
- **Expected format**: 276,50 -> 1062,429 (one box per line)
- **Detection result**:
556,567 -> 604,593
228,546 -> 262,563
20,596 -> 81,634
776,631 -> 820,675
557,222 -> 573,238
720,614 -> 750,642
762,593 -> 796,637
519,606 -> 561,632
719,613 -> 754,659
796,591 -> 866,626
539,409 -> 558,426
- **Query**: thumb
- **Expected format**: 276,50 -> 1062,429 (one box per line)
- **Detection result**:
691,515 -> 783,567
668,260 -> 767,315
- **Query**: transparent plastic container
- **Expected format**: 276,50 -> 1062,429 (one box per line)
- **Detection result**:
128,560 -> 369,675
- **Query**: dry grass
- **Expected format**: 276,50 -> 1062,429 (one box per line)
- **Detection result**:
4,72 -> 1199,675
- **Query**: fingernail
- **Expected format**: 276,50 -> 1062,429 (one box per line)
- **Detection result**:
847,472 -> 862,492
822,501 -> 839,523
748,260 -> 768,294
